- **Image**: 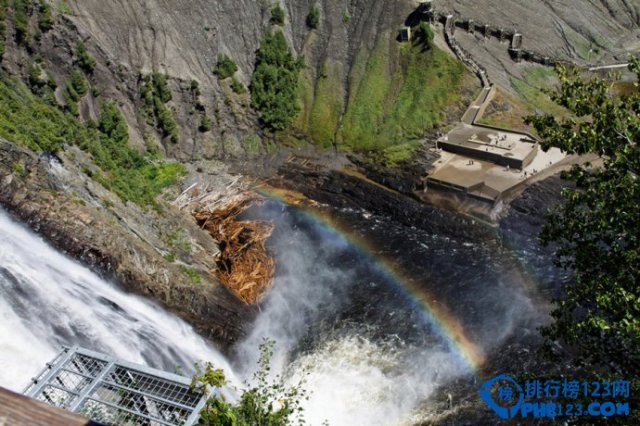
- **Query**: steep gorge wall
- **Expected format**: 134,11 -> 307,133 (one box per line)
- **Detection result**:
64,0 -> 433,153
2,1 -> 639,160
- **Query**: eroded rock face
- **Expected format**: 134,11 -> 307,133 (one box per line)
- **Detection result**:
0,139 -> 253,350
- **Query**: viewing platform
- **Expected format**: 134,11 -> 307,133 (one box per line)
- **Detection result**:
18,346 -> 212,426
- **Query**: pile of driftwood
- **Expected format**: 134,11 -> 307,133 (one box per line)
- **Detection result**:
193,192 -> 274,304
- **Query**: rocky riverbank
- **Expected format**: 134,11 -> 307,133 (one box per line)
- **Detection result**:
0,138 -> 253,351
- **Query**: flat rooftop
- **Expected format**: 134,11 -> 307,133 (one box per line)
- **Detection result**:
438,124 -> 538,167
427,146 -> 567,202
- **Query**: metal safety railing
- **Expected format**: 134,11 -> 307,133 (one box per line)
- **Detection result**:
24,346 -> 211,426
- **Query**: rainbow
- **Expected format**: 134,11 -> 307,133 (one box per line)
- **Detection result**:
255,185 -> 486,373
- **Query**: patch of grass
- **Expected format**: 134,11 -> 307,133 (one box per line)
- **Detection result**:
0,72 -> 187,206
378,140 -> 422,167
163,252 -> 176,263
56,0 -> 72,15
307,60 -> 343,148
244,134 -> 262,154
337,30 -> 465,150
199,115 -> 212,132
342,10 -> 351,24
13,162 -> 25,175
180,266 -> 202,285
511,66 -> 566,116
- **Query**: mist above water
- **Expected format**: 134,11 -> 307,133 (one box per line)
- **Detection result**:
233,201 -> 548,425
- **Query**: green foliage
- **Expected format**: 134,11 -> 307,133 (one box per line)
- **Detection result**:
195,339 -> 308,426
98,101 -> 128,145
163,252 -> 176,263
214,54 -> 238,80
63,84 -> 79,115
180,266 -> 202,285
378,140 -> 422,167
230,77 -> 246,95
69,69 -> 88,96
0,1 -> 6,60
306,5 -> 319,29
152,72 -> 172,103
511,66 -> 566,117
342,10 -> 350,24
154,96 -> 180,143
76,42 -> 96,73
525,59 -> 640,380
190,79 -> 200,96
13,161 -> 24,175
141,73 -> 180,143
199,115 -> 213,132
37,0 -> 54,32
12,0 -> 29,45
270,4 -> 284,26
0,72 -> 186,206
337,32 -> 465,150
27,61 -> 45,89
412,22 -> 433,51
250,31 -> 303,131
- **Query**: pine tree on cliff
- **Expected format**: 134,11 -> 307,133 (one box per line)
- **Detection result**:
250,31 -> 304,131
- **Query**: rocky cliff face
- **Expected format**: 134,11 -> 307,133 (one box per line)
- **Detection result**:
57,0 -> 639,152
3,1 -> 638,159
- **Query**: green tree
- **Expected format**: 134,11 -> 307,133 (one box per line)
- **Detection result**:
214,54 -> 238,80
525,59 -> 640,380
0,0 -> 7,60
194,339 -> 308,426
199,115 -> 213,132
152,72 -> 172,103
69,69 -> 88,96
98,101 -> 128,145
12,0 -> 29,44
37,0 -> 54,32
413,22 -> 434,51
306,5 -> 319,29
76,42 -> 96,73
270,5 -> 284,26
250,31 -> 303,131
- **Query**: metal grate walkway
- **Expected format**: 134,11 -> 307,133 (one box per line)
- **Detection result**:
23,346 -> 210,426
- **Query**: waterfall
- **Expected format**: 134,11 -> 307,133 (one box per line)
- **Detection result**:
0,209 -> 235,392
0,198 -> 548,425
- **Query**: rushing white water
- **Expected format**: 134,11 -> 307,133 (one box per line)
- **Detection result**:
234,206 -> 470,426
0,209 -> 235,392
